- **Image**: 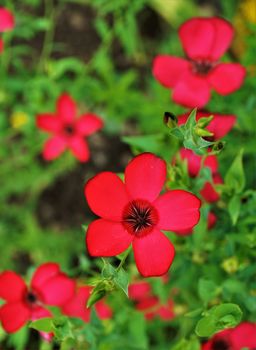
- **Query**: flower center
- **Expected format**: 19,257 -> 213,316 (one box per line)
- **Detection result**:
25,290 -> 38,306
122,199 -> 158,237
192,59 -> 214,75
64,124 -> 74,136
212,339 -> 230,350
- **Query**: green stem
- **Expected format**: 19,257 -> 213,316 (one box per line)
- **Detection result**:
116,246 -> 132,272
37,0 -> 55,73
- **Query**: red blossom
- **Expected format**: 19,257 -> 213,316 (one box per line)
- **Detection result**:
36,93 -> 103,162
84,153 -> 201,277
179,148 -> 222,203
202,322 -> 256,350
61,285 -> 112,322
0,263 -> 75,333
129,281 -> 175,321
180,148 -> 218,178
178,111 -> 236,140
200,173 -> 223,203
153,17 -> 246,108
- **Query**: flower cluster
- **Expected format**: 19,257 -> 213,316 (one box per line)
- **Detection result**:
0,263 -> 112,334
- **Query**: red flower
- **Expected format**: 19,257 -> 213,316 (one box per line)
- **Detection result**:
0,7 -> 15,53
62,286 -> 112,322
202,322 -> 256,350
179,148 -> 222,203
175,211 -> 217,235
0,263 -> 75,333
180,148 -> 218,177
200,173 -> 223,203
129,281 -> 175,321
178,111 -> 236,140
84,153 -> 201,277
36,93 -> 103,162
153,17 -> 246,108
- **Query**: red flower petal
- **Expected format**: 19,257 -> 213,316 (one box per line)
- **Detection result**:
178,111 -> 236,140
209,17 -> 234,61
208,63 -> 246,95
125,153 -> 166,202
180,148 -> 201,177
152,55 -> 190,88
40,274 -> 75,306
154,190 -> 201,231
85,172 -> 129,220
69,136 -> 90,162
158,300 -> 174,320
230,322 -> 256,348
42,135 -> 67,160
62,286 -> 91,322
36,114 -> 62,133
0,302 -> 30,333
136,296 -> 159,312
173,71 -> 211,108
31,306 -> 51,320
57,93 -> 77,123
86,219 -> 133,257
75,113 -> 103,136
128,281 -> 151,300
31,263 -> 60,291
179,17 -> 233,61
200,173 -> 223,203
0,8 -> 15,32
179,18 -> 216,60
0,271 -> 26,303
95,300 -> 112,320
133,228 -> 175,277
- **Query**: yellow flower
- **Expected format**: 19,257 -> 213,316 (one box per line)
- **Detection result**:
240,0 -> 256,24
10,111 -> 29,129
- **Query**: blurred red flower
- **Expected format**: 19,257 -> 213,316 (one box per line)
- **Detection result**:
84,153 -> 201,277
62,285 -> 112,322
0,7 -> 15,53
179,148 -> 222,203
0,263 -> 75,333
180,148 -> 218,178
37,93 -> 103,162
153,17 -> 246,108
129,281 -> 174,321
202,322 -> 256,350
178,111 -> 236,140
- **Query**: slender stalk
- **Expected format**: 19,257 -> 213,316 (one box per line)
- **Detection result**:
116,246 -> 132,272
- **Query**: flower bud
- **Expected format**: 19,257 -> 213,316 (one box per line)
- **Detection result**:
163,111 -> 177,128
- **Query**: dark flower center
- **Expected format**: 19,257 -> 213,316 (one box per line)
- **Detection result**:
212,339 -> 230,350
25,291 -> 38,305
192,59 -> 214,75
122,199 -> 158,237
64,124 -> 74,135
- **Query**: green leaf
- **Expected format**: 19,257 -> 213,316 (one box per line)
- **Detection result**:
29,317 -> 53,333
198,279 -> 218,304
228,195 -> 241,225
225,150 -> 245,194
195,303 -> 242,337
114,267 -> 129,296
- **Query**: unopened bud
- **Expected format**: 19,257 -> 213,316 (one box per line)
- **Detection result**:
212,141 -> 225,153
221,257 -> 239,274
163,111 -> 177,128
87,289 -> 106,308
197,115 -> 214,128
194,127 -> 214,137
